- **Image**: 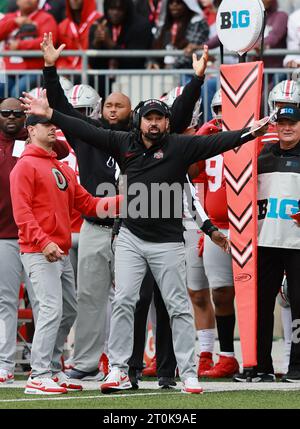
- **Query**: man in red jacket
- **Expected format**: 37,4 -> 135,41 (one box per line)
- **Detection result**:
10,113 -> 121,395
57,0 -> 101,70
0,0 -> 58,97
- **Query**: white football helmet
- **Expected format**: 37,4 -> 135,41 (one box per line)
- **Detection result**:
28,77 -> 73,99
59,76 -> 73,93
268,80 -> 300,113
162,86 -> 184,107
162,85 -> 202,128
67,84 -> 101,117
211,88 -> 222,120
28,87 -> 44,98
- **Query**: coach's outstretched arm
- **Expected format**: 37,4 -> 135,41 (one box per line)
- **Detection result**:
178,119 -> 269,165
21,90 -> 122,159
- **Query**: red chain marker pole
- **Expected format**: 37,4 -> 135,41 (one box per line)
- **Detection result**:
221,62 -> 263,368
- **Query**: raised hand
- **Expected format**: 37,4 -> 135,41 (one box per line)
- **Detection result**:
20,89 -> 53,119
250,117 -> 269,137
192,45 -> 209,78
41,32 -> 66,67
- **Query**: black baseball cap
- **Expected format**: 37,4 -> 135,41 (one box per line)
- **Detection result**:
276,106 -> 300,122
139,99 -> 169,117
25,115 -> 52,127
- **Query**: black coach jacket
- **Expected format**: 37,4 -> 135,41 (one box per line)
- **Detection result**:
50,109 -> 254,243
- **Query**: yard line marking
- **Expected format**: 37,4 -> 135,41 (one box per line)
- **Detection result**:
0,392 -> 181,403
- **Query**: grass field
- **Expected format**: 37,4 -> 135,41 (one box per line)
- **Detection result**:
1,381 -> 300,409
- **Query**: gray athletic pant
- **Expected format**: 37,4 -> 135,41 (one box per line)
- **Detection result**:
69,232 -> 80,288
21,253 -> 77,378
73,220 -> 114,372
109,227 -> 197,381
0,239 -> 36,372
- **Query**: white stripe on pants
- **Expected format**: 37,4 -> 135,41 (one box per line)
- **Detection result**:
21,254 -> 77,378
108,227 -> 197,381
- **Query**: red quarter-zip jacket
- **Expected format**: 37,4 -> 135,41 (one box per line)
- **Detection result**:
10,144 -> 101,254
57,0 -> 101,69
0,9 -> 58,70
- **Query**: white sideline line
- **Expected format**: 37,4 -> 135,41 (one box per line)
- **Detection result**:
0,392 -> 181,404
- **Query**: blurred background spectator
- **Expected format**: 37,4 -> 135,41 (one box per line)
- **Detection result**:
7,0 -> 67,23
183,0 -> 220,55
283,8 -> 300,68
277,0 -> 300,14
57,0 -> 101,72
89,0 -> 152,96
251,0 -> 287,70
197,0 -> 216,39
134,0 -> 164,35
148,0 -> 209,69
0,0 -> 58,97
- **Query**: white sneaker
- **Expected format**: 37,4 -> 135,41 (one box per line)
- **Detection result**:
101,367 -> 132,394
25,376 -> 68,395
0,369 -> 14,384
52,371 -> 83,391
181,377 -> 204,394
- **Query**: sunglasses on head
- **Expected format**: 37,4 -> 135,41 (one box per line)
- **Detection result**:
0,109 -> 25,118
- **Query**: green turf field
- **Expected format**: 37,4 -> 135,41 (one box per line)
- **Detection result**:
1,388 -> 300,409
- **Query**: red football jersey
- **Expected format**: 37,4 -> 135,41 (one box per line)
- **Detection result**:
56,129 -> 83,233
193,119 -> 229,228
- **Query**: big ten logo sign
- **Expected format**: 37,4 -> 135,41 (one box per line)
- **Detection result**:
216,0 -> 264,55
220,10 -> 250,29
258,198 -> 299,220
279,107 -> 295,115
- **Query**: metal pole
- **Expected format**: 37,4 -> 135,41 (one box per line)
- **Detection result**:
220,42 -> 224,65
259,11 -> 267,60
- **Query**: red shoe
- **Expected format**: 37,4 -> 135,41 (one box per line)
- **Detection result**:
198,352 -> 214,377
99,353 -> 109,376
142,356 -> 157,377
203,354 -> 239,378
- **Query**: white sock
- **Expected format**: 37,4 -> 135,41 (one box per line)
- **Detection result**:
197,329 -> 215,354
281,306 -> 292,372
219,351 -> 235,357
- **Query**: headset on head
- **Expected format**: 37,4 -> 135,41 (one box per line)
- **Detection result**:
132,99 -> 171,131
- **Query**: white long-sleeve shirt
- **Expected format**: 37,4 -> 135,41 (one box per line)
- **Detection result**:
283,9 -> 300,67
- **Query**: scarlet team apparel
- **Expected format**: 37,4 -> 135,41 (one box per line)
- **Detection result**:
0,126 -> 70,383
57,0 -> 101,70
0,9 -> 58,70
10,144 -> 99,254
56,129 -> 83,233
10,140 -> 121,393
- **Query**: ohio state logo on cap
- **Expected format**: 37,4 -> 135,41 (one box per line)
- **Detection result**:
216,0 -> 265,56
